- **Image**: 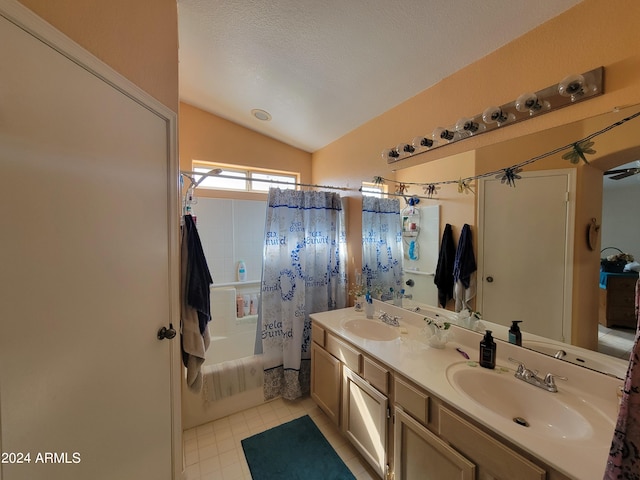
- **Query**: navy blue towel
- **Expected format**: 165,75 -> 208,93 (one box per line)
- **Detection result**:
184,214 -> 213,334
453,223 -> 476,289
434,223 -> 455,308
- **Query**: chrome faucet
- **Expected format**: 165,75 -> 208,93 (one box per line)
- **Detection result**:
554,349 -> 567,359
379,311 -> 400,327
509,358 -> 567,393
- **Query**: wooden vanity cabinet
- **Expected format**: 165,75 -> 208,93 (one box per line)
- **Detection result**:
310,341 -> 341,425
311,322 -> 391,478
343,365 -> 389,478
394,375 -> 476,479
311,322 -> 572,480
394,407 -> 475,480
439,407 -> 545,480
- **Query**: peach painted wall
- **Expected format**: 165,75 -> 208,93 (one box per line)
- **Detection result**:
18,0 -> 179,112
179,102 -> 312,201
312,0 -> 640,348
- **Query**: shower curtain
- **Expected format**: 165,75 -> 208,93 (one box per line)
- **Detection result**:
256,188 -> 347,400
603,279 -> 640,479
361,196 -> 403,297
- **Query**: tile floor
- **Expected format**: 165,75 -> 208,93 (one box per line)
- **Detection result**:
182,326 -> 637,480
598,324 -> 636,360
182,396 -> 378,480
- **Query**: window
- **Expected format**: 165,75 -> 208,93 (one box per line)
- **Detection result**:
360,182 -> 386,197
192,161 -> 298,193
250,172 -> 296,191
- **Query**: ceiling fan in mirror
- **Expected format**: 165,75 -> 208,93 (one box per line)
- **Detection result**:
604,161 -> 640,180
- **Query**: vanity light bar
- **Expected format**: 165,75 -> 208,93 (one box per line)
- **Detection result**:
384,67 -> 604,164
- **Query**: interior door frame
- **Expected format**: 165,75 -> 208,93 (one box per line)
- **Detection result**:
476,168 -> 576,343
0,1 -> 182,477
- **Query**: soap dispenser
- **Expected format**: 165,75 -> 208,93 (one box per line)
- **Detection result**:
508,320 -> 523,346
479,330 -> 496,369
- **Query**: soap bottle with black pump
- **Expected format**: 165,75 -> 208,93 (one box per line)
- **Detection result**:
479,330 -> 496,369
508,320 -> 523,346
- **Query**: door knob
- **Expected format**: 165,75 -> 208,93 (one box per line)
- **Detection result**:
486,276 -> 494,283
157,323 -> 177,340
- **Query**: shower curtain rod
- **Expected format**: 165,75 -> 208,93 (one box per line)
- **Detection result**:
180,170 -> 438,202
180,170 -> 356,192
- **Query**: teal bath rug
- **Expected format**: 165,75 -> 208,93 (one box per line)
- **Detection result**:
241,414 -> 355,480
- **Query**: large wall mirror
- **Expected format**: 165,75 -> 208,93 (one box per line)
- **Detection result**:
367,104 -> 640,379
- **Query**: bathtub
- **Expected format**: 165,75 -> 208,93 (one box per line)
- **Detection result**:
182,287 -> 266,430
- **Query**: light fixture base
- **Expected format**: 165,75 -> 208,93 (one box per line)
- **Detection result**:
385,66 -> 603,164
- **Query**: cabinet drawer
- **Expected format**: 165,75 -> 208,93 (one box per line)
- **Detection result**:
363,356 -> 390,394
439,407 -> 545,480
326,333 -> 361,373
312,322 -> 326,347
394,407 -> 475,480
394,377 -> 429,425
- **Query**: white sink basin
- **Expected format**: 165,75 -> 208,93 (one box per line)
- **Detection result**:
342,318 -> 400,341
446,363 -> 610,441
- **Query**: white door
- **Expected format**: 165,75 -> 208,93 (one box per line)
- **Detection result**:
477,170 -> 575,342
0,8 -> 177,480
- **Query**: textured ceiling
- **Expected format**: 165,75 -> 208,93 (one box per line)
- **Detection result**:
178,0 -> 583,153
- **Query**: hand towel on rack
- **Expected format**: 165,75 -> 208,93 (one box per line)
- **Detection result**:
184,214 -> 213,334
181,214 -> 213,392
453,224 -> 477,312
434,223 -> 455,308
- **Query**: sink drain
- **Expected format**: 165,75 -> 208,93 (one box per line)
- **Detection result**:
513,417 -> 530,427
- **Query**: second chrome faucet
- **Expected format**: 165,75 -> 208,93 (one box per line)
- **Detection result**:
378,311 -> 400,327
509,357 -> 567,393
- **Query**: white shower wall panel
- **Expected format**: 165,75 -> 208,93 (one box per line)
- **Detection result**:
193,198 -> 266,284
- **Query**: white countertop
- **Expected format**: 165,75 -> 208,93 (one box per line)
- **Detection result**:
310,300 -> 624,480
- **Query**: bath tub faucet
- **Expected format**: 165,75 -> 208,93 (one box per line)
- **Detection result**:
379,311 -> 400,327
509,358 -> 567,393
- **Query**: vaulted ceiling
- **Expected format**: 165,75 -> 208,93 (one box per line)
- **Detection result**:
178,0 -> 583,153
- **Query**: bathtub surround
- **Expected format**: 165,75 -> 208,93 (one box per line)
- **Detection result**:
241,415 -> 355,480
257,189 -> 347,400
182,287 -> 264,429
182,214 -> 214,392
191,197 -> 266,285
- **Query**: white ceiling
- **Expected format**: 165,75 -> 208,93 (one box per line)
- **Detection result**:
178,0 -> 583,153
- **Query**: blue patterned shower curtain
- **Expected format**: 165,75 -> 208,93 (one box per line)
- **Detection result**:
362,196 -> 403,296
256,188 -> 347,400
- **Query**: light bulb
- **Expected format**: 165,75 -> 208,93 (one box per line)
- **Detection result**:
558,74 -> 593,102
381,148 -> 400,160
396,143 -> 415,157
482,106 -> 515,126
455,117 -> 485,135
432,127 -> 456,143
412,136 -> 435,151
515,92 -> 551,116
